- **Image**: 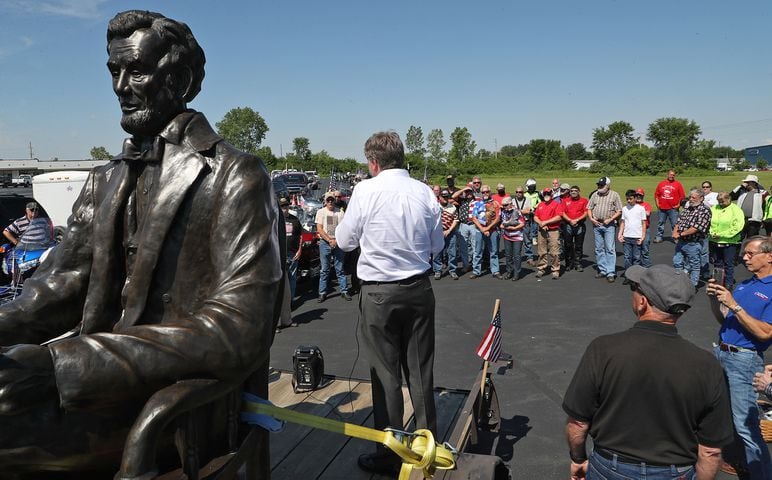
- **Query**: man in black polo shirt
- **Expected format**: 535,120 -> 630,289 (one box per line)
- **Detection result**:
563,264 -> 733,479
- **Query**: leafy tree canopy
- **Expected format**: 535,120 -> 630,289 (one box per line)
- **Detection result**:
90,146 -> 112,160
215,107 -> 269,155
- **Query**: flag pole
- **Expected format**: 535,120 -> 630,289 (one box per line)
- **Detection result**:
480,298 -> 501,400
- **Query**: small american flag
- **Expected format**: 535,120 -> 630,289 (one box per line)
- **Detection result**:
476,308 -> 502,363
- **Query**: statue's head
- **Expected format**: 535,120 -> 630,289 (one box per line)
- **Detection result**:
107,10 -> 206,137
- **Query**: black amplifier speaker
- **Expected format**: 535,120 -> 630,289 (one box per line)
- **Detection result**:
292,345 -> 324,393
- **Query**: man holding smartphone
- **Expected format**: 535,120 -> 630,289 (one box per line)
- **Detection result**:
706,236 -> 772,477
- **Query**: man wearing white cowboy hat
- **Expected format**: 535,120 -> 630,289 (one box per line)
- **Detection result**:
731,174 -> 767,239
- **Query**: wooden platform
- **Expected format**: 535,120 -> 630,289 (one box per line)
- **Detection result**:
267,369 -> 468,480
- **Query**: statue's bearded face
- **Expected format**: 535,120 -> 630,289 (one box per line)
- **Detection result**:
107,29 -> 183,137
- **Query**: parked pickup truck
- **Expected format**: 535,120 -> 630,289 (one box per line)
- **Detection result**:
10,175 -> 32,187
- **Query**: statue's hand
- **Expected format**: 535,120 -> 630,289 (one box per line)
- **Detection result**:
0,344 -> 56,415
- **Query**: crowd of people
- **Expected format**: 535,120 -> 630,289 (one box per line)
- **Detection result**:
427,170 -> 771,290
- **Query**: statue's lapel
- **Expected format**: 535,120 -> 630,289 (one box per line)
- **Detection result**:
81,160 -> 133,334
116,144 -> 206,330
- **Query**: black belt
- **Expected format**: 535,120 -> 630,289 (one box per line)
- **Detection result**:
361,271 -> 430,286
719,341 -> 755,353
594,447 -> 691,468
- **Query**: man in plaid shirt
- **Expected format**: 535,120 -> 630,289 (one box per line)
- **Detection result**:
673,187 -> 712,287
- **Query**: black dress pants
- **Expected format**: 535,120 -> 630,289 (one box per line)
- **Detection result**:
358,276 -> 437,442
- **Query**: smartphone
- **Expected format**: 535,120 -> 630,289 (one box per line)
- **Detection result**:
712,266 -> 726,287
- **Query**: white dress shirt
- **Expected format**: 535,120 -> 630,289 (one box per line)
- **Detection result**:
335,168 -> 444,282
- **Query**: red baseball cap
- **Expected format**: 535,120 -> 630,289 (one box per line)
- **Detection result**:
635,188 -> 645,196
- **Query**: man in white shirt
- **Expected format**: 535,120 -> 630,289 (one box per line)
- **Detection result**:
336,131 -> 444,476
618,189 -> 647,284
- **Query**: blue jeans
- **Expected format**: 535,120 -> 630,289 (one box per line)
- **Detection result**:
502,239 -> 522,278
523,218 -> 537,260
287,255 -> 298,300
318,240 -> 347,296
656,208 -> 679,240
481,230 -> 500,274
640,229 -> 652,267
712,243 -> 737,289
593,224 -> 617,277
471,228 -> 484,275
457,223 -> 475,269
588,450 -> 695,479
715,346 -> 772,480
672,240 -> 701,286
622,237 -> 642,270
700,237 -> 710,279
432,233 -> 458,274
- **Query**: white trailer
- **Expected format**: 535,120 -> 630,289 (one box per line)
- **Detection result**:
32,171 -> 89,239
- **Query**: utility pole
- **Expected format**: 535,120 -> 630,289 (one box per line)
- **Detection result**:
494,138 -> 498,159
29,142 -> 34,160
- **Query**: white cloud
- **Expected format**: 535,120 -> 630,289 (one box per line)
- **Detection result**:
5,0 -> 108,19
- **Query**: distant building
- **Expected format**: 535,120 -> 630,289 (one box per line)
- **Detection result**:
744,145 -> 772,166
0,158 -> 106,177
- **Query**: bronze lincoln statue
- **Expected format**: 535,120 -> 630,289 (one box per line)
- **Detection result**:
0,10 -> 282,476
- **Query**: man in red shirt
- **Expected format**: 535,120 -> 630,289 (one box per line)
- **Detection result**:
534,188 -> 564,279
561,186 -> 588,272
635,188 -> 653,267
491,183 -> 510,206
654,170 -> 685,243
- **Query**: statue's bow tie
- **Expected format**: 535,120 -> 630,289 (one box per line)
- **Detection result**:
121,136 -> 164,163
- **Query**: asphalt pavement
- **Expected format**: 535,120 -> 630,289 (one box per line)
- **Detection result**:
270,229 -> 756,479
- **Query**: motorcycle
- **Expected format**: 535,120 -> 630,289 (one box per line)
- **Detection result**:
289,202 -> 321,281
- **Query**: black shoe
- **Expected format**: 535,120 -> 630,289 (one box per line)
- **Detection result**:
341,292 -> 352,301
358,452 -> 400,475
317,294 -> 326,303
575,264 -> 584,272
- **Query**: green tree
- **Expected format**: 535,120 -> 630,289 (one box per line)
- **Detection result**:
526,139 -> 567,169
757,158 -> 768,170
405,126 -> 425,158
215,107 -> 269,155
499,145 -> 527,157
89,146 -> 111,160
427,128 -> 446,162
617,145 -> 655,175
448,127 -> 476,165
565,142 -> 590,161
646,117 -> 701,169
292,137 -> 311,163
592,121 -> 637,166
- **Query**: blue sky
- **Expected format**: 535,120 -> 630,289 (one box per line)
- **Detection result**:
1,0 -> 771,161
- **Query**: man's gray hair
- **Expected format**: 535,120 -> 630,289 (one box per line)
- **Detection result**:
107,10 -> 205,103
364,131 -> 404,170
689,187 -> 704,198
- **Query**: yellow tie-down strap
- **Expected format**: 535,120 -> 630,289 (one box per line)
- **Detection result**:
243,400 -> 457,479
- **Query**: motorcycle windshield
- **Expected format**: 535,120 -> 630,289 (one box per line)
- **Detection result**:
18,217 -> 55,250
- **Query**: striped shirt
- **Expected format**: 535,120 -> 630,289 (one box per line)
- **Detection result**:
587,189 -> 622,223
441,204 -> 458,231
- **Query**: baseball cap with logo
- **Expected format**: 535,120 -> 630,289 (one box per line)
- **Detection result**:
278,197 -> 290,207
635,188 -> 645,196
542,188 -> 553,196
625,264 -> 694,314
496,183 -> 505,190
560,183 -> 570,191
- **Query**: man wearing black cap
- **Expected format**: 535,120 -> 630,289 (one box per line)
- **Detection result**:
563,264 -> 733,480
587,177 -> 622,282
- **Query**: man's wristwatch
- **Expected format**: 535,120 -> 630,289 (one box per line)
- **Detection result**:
731,304 -> 744,313
570,452 -> 588,463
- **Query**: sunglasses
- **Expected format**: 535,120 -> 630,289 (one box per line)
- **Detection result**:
325,198 -> 335,202
515,191 -> 524,194
481,190 -> 491,194
702,185 -> 711,189
473,181 -> 481,184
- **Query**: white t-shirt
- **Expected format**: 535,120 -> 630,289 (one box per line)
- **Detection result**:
704,192 -> 718,207
620,204 -> 647,239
